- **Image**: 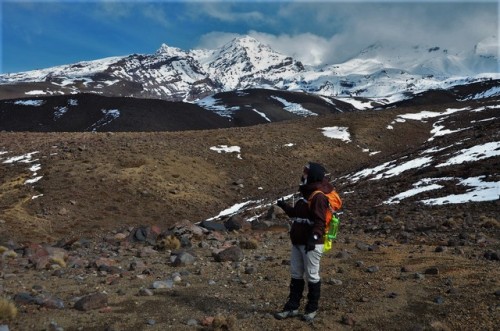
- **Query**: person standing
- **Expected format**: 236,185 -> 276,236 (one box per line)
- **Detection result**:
274,162 -> 340,322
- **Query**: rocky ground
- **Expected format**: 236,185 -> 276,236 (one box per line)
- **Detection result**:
0,92 -> 498,330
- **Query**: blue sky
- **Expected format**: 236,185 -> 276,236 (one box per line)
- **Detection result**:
1,0 -> 498,74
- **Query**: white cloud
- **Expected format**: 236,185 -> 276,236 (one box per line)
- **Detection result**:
196,2 -> 498,65
197,32 -> 243,50
197,31 -> 335,66
247,32 -> 332,66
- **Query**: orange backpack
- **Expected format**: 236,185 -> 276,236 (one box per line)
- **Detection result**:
307,190 -> 342,229
308,190 -> 343,252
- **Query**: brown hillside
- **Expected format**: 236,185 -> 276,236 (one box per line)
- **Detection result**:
0,94 -> 498,331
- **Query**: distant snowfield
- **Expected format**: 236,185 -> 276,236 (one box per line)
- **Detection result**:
1,151 -> 44,192
337,98 -> 373,110
195,94 -> 319,119
14,99 -> 45,106
321,126 -> 351,142
462,85 -> 500,100
196,96 -> 239,118
270,96 -> 317,117
210,145 -> 242,159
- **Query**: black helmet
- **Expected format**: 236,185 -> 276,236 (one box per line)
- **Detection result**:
301,162 -> 326,185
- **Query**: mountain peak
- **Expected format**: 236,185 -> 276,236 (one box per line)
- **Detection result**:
156,43 -> 187,57
204,35 -> 301,89
220,35 -> 272,54
231,35 -> 261,46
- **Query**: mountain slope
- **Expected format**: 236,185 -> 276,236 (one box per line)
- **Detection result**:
1,79 -> 498,132
1,90 -> 498,242
0,78 -> 498,331
0,88 -> 357,132
1,36 -> 497,104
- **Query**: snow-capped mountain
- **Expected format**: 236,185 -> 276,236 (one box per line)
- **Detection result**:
0,36 -> 498,103
196,36 -> 305,90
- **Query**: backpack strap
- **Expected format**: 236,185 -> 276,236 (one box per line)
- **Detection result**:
308,190 -> 334,213
308,190 -> 323,202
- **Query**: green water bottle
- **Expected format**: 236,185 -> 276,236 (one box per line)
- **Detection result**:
324,213 -> 339,252
328,213 -> 339,240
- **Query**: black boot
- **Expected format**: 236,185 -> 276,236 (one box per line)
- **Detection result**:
274,278 -> 305,320
303,281 -> 321,321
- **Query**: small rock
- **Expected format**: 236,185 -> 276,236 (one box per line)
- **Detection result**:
214,246 -> 244,262
251,219 -> 275,230
138,288 -> 154,296
355,242 -> 370,251
414,273 -> 425,280
129,260 -> 147,272
151,280 -> 173,289
326,278 -> 343,286
435,246 -> 447,253
186,319 -> 198,326
200,220 -> 227,232
179,235 -> 192,248
434,296 -> 445,304
74,293 -> 108,311
13,292 -> 35,305
172,273 -> 182,282
484,250 -> 499,261
224,215 -> 250,232
401,266 -> 413,272
36,295 -> 65,309
366,266 -> 379,273
424,267 -> 439,275
341,314 -> 356,326
172,251 -> 196,267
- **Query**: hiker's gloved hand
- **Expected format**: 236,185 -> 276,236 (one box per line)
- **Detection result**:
305,233 -> 318,253
277,198 -> 287,209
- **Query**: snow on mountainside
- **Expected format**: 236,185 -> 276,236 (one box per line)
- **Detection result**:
0,36 -> 498,104
194,36 -> 305,90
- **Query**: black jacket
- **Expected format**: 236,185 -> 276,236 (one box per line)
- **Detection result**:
281,178 -> 334,245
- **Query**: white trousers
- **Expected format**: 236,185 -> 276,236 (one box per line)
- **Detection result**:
290,244 -> 324,283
